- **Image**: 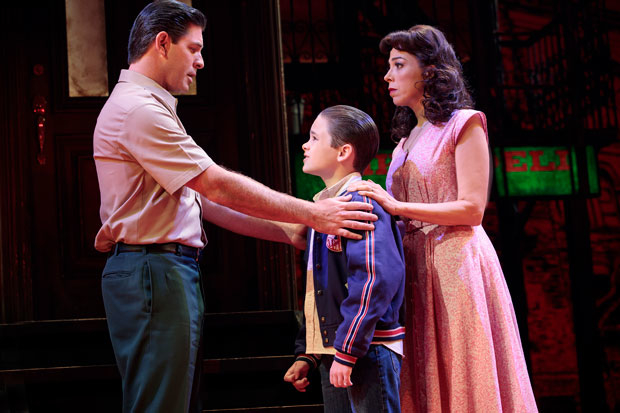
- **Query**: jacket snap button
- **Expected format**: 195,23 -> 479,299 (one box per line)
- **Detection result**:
323,330 -> 327,335
317,290 -> 323,296
324,338 -> 329,343
320,316 -> 325,322
315,263 -> 321,269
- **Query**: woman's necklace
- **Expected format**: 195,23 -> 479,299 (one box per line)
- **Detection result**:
402,121 -> 430,153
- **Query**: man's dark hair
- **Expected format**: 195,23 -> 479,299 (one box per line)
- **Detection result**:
128,0 -> 206,65
319,105 -> 380,173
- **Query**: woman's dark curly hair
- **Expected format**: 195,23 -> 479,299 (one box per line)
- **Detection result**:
380,25 -> 474,140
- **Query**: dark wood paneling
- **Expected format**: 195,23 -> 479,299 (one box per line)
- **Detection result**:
0,4 -> 34,323
55,135 -> 105,280
240,0 -> 296,310
0,0 -> 293,320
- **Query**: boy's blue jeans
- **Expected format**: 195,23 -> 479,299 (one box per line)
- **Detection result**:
318,344 -> 402,413
102,247 -> 204,413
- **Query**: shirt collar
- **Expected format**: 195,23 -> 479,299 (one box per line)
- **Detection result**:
118,69 -> 178,111
313,172 -> 361,202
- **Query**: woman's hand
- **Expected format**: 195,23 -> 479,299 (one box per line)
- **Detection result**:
347,180 -> 401,216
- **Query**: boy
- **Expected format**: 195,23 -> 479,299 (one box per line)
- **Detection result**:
284,105 -> 406,412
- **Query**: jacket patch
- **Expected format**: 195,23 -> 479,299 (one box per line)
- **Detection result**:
325,234 -> 342,252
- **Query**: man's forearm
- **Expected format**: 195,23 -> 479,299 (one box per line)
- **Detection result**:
200,195 -> 298,245
186,164 -> 376,239
192,164 -> 316,226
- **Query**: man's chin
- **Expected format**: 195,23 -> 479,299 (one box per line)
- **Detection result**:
170,86 -> 190,94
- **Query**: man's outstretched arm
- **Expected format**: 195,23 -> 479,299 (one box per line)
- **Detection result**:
186,164 -> 376,239
200,196 -> 307,249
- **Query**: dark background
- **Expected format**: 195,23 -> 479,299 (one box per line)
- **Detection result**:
0,0 -> 618,412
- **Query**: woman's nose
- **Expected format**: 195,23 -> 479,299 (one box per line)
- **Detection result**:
384,69 -> 392,82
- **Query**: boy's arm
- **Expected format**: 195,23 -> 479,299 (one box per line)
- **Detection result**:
284,360 -> 311,392
293,323 -> 320,367
332,192 -> 406,367
285,325 -> 321,392
293,252 -> 321,370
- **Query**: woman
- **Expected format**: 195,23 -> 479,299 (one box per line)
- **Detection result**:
349,25 -> 538,412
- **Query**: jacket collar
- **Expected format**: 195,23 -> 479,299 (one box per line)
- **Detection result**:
313,173 -> 361,202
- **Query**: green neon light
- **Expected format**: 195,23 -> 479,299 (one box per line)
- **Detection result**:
494,145 -> 599,197
570,147 -> 579,193
295,145 -> 599,200
293,150 -> 392,201
587,145 -> 599,194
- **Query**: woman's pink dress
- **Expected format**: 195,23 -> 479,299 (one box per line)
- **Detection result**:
387,110 -> 538,412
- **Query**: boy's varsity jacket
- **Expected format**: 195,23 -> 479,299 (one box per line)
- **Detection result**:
295,189 -> 406,368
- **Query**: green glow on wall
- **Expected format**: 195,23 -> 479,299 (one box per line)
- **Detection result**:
494,145 -> 599,197
293,150 -> 392,201
587,145 -> 600,194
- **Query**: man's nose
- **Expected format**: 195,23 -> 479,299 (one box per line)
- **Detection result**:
195,54 -> 204,69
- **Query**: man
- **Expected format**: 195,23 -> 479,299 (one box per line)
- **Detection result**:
93,1 -> 375,412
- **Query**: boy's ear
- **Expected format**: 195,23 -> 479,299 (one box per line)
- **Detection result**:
337,144 -> 354,163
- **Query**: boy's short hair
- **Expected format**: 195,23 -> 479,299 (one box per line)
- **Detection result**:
319,105 -> 380,173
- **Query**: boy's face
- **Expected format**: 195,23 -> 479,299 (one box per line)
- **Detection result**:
302,114 -> 340,180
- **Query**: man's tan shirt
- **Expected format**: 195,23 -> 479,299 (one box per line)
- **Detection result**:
93,70 -> 214,252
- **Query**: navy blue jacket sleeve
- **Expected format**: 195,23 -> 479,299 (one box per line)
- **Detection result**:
294,318 -> 307,356
294,322 -> 320,369
333,191 -> 405,366
294,239 -> 310,357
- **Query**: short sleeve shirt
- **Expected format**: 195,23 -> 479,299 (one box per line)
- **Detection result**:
93,70 -> 214,252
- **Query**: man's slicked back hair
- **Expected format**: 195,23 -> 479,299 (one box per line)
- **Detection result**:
127,0 -> 206,65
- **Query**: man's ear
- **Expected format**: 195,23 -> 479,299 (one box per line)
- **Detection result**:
155,31 -> 171,58
337,144 -> 354,162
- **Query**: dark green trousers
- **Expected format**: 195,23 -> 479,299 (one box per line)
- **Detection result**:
102,247 -> 204,412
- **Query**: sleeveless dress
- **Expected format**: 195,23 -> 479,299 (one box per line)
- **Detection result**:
386,110 -> 538,412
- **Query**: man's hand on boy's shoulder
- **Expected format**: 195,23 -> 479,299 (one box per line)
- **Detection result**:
330,361 -> 353,388
312,194 -> 377,240
284,360 -> 311,392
